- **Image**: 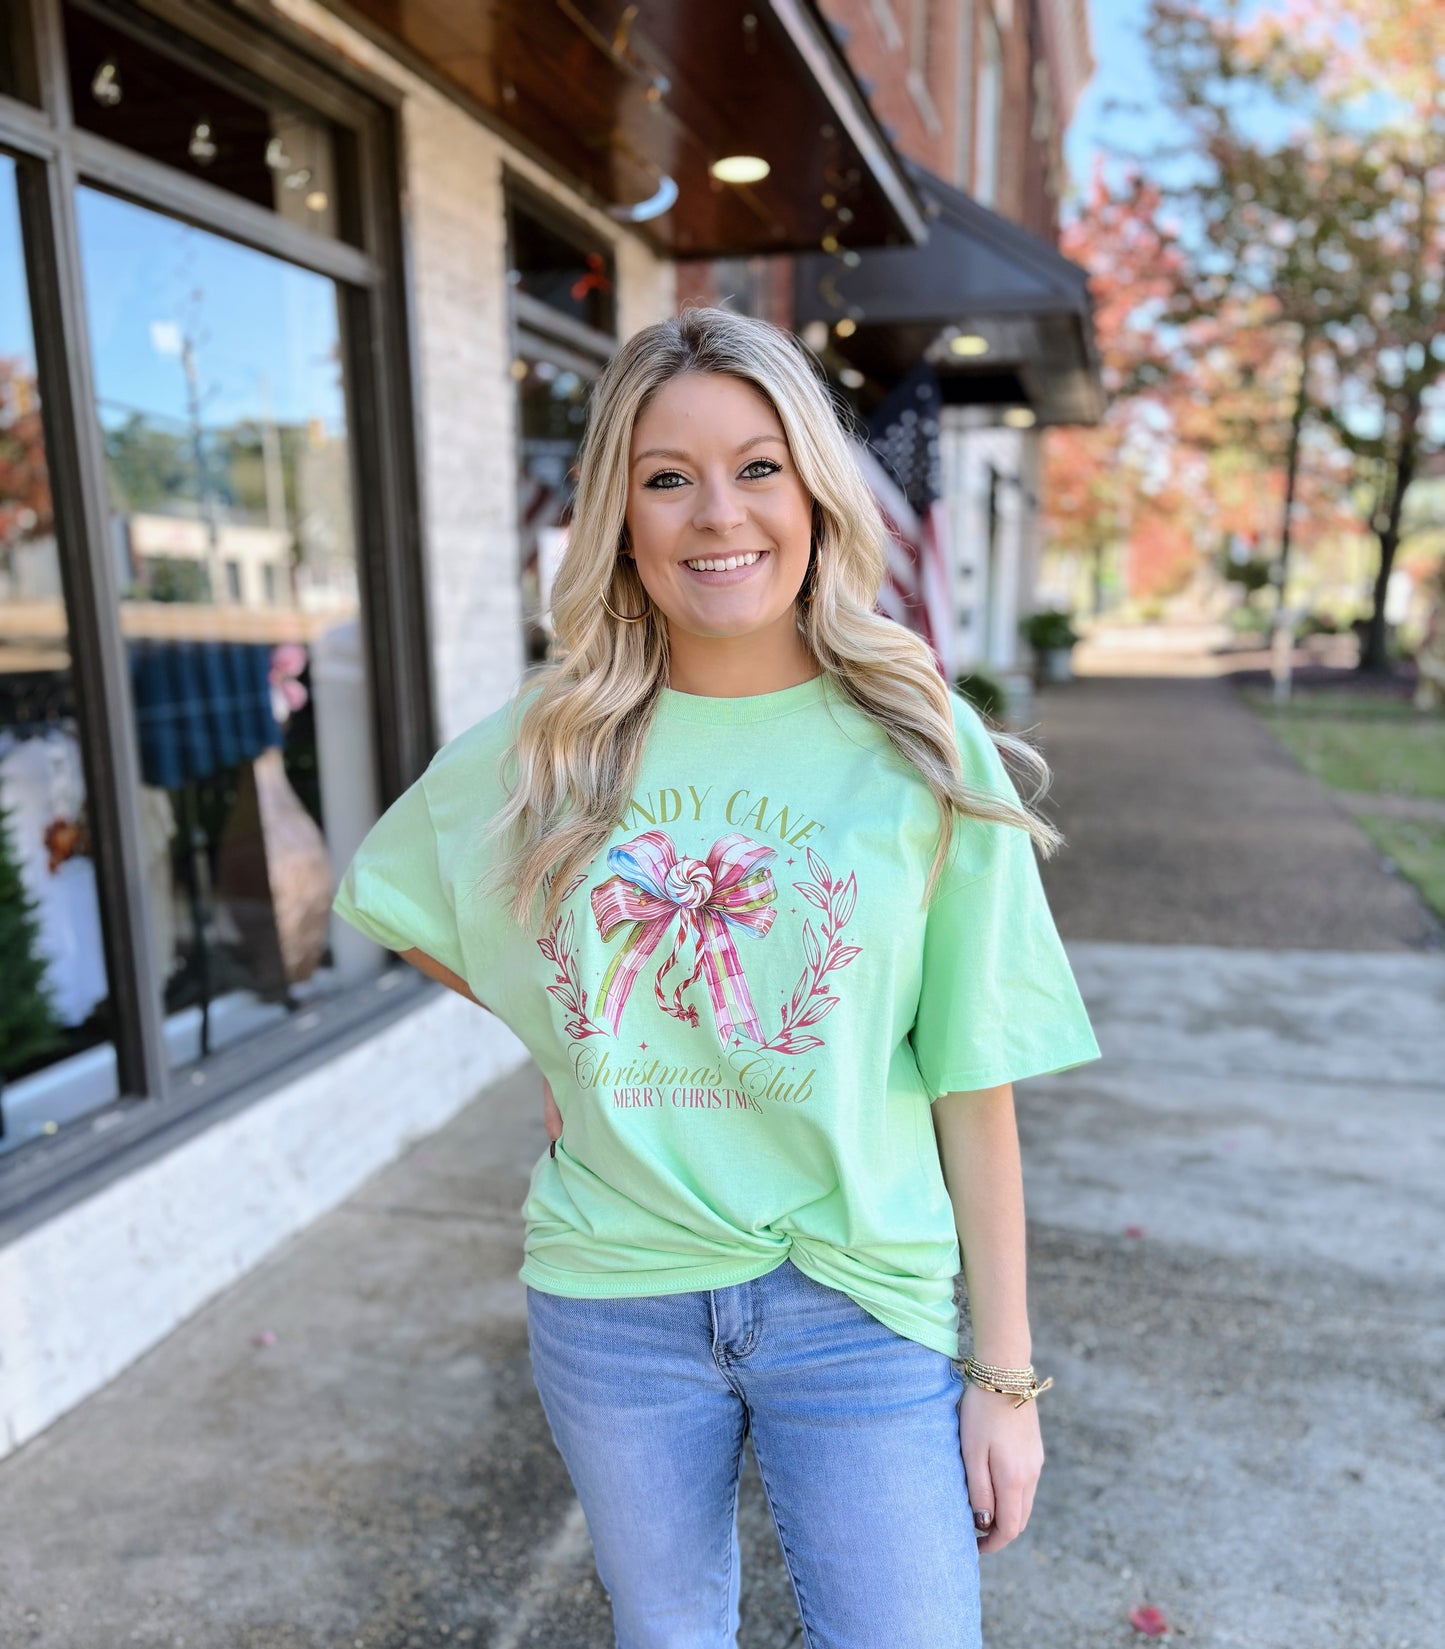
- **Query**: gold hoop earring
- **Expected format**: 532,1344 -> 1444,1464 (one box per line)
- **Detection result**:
800,542 -> 819,604
601,584 -> 651,623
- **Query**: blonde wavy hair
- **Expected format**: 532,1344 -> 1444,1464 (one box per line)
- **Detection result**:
481,304 -> 1063,934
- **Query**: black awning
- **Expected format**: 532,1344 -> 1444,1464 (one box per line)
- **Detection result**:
795,160 -> 1104,426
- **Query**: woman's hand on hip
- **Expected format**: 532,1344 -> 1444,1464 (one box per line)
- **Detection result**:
960,1380 -> 1044,1554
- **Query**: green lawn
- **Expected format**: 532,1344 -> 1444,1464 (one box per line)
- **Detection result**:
1239,685 -> 1445,919
1351,815 -> 1445,921
1237,687 -> 1419,721
1244,698 -> 1445,799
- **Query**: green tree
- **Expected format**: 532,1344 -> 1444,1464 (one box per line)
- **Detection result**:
1146,0 -> 1445,672
0,801 -> 59,1076
102,412 -> 194,515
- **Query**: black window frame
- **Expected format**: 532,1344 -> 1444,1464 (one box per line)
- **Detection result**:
503,171 -> 617,671
504,170 -> 619,362
0,0 -> 434,1235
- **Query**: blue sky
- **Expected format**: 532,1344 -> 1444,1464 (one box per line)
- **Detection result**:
0,164 -> 345,436
1064,0 -> 1173,201
1062,0 -> 1311,219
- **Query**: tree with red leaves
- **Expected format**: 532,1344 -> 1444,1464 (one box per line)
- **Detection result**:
1143,0 -> 1445,672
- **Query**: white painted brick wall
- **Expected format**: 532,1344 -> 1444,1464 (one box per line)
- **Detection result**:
0,989 -> 527,1457
0,0 -> 677,1461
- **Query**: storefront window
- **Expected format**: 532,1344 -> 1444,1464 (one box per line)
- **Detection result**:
507,190 -> 613,664
516,355 -> 593,664
62,1 -> 346,243
1,2 -> 37,104
76,186 -> 380,1070
1,155 -> 118,1154
0,0 -> 424,1181
507,195 -> 616,336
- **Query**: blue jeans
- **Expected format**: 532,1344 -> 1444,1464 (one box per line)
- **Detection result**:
525,1256 -> 983,1648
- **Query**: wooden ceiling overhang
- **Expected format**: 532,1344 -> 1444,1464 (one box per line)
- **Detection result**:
328,0 -> 928,257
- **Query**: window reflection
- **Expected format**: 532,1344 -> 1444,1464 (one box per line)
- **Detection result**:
516,355 -> 593,665
1,156 -> 118,1154
0,2 -> 38,104
507,197 -> 616,335
77,188 -> 380,1072
62,2 -> 345,242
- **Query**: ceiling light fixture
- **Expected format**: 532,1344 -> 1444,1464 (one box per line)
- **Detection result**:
1003,407 -> 1037,428
949,334 -> 989,357
710,155 -> 770,185
608,173 -> 679,223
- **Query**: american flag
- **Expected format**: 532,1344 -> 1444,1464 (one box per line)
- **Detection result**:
857,362 -> 956,680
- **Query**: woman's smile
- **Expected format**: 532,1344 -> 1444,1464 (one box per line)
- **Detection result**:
679,548 -> 771,584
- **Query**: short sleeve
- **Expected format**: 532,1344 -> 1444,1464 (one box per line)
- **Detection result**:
332,765 -> 466,980
908,698 -> 1101,1099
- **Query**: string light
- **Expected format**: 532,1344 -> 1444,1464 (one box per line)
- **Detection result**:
188,121 -> 217,165
802,321 -> 829,352
90,58 -> 122,106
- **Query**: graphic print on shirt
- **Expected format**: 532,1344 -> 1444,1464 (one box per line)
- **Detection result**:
532,788 -> 860,1115
593,828 -> 784,1045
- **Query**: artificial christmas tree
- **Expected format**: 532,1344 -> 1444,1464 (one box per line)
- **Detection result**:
0,797 -> 59,1092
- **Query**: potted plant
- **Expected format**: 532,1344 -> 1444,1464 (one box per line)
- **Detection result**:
954,668 -> 1007,719
1020,608 -> 1080,684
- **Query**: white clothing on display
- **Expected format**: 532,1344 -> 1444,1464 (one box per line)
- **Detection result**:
0,729 -> 109,1027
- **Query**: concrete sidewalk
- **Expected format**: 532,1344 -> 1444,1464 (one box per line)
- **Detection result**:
3,663 -> 1441,1647
1030,671 -> 1442,952
2,942 -> 1440,1649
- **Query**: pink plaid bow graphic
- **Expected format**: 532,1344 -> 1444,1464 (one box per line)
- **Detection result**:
590,830 -> 778,1040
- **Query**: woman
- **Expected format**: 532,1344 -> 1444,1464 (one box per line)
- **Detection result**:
334,305 -> 1100,1648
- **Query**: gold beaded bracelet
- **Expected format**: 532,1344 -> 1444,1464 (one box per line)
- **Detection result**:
962,1357 -> 1056,1409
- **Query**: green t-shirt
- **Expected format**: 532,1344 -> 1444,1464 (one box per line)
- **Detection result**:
332,672 -> 1100,1359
